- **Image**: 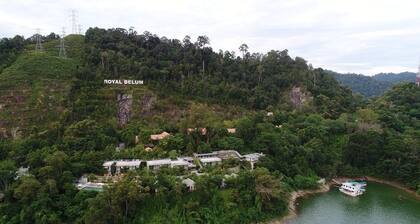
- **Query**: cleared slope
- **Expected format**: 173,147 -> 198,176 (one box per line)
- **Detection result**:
0,36 -> 83,137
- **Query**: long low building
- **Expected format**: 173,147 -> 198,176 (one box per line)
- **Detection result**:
193,152 -> 218,159
199,157 -> 222,166
103,158 -> 196,174
103,160 -> 142,175
102,150 -> 263,175
146,158 -> 196,170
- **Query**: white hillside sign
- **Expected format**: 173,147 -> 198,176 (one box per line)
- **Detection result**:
104,79 -> 144,85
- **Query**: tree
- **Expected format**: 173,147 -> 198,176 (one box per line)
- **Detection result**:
196,35 -> 210,74
0,160 -> 16,191
14,176 -> 41,203
344,131 -> 383,168
253,168 -> 286,212
63,119 -> 116,151
216,137 -> 244,151
84,174 -> 150,223
239,44 -> 249,58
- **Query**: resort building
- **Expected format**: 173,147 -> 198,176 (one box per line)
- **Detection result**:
214,150 -> 242,160
146,158 -> 196,170
227,128 -> 236,134
146,159 -> 172,170
103,160 -> 142,175
243,153 -> 264,169
187,128 -> 207,135
182,178 -> 196,191
193,152 -> 218,159
102,150 -> 263,175
15,167 -> 29,179
76,176 -> 105,191
150,131 -> 171,141
170,158 -> 196,169
199,157 -> 222,166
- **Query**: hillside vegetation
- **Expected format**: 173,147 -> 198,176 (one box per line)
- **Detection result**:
0,35 -> 83,137
333,71 -> 416,97
0,28 -> 418,224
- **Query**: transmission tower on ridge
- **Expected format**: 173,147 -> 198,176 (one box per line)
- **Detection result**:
416,58 -> 420,86
35,28 -> 43,52
59,27 -> 67,58
70,9 -> 78,34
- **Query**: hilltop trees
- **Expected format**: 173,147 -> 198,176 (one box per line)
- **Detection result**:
0,28 -> 418,224
0,35 -> 25,73
82,28 -> 356,115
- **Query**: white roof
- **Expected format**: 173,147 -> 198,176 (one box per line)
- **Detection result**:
150,131 -> 171,140
171,159 -> 190,166
102,160 -> 141,167
215,150 -> 242,159
243,153 -> 264,161
182,178 -> 195,186
147,159 -> 172,166
116,160 -> 141,167
103,161 -> 115,167
227,128 -> 236,133
194,152 -> 218,157
179,156 -> 194,161
77,182 -> 105,190
200,157 -> 222,163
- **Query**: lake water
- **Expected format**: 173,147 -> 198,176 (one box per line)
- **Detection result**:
289,182 -> 420,224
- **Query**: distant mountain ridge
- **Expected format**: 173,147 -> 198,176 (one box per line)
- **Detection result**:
332,71 -> 416,97
373,72 -> 416,83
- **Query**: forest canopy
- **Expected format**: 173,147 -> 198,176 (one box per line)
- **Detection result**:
0,28 -> 418,224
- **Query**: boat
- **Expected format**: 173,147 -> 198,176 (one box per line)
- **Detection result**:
348,181 -> 367,191
339,181 -> 365,197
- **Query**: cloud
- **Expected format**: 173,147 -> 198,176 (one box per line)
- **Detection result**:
1,0 -> 419,75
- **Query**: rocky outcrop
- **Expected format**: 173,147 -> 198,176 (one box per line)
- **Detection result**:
0,128 -> 8,139
141,94 -> 156,116
290,86 -> 311,109
117,93 -> 133,126
11,127 -> 21,139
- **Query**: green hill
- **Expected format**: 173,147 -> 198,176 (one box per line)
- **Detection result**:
332,71 -> 416,97
0,28 -> 418,224
0,35 -> 83,137
373,72 -> 416,83
0,29 -> 357,137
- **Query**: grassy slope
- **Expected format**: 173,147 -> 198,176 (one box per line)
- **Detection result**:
0,35 -> 249,137
0,35 -> 83,136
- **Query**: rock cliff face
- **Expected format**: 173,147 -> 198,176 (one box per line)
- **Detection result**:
140,94 -> 156,116
290,86 -> 311,108
117,93 -> 133,126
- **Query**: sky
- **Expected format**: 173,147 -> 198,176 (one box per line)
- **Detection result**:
1,0 -> 419,75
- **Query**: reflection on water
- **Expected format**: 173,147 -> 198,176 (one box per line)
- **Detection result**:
290,182 -> 420,224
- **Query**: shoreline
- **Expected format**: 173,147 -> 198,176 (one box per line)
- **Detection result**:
266,176 -> 419,224
364,176 -> 420,200
265,183 -> 330,224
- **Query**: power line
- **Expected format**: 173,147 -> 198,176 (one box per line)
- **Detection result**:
35,28 -> 43,52
70,9 -> 78,34
59,27 -> 67,58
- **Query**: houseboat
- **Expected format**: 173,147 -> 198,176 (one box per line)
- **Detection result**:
339,181 -> 365,197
